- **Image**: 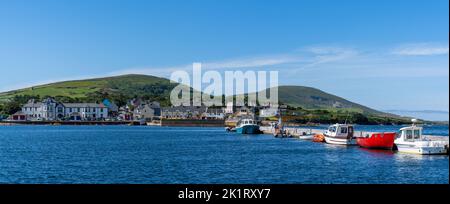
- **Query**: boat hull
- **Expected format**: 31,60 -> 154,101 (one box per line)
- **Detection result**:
396,144 -> 447,155
236,125 -> 260,134
324,135 -> 354,145
356,132 -> 396,150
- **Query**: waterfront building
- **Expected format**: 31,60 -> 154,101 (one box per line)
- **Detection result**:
13,98 -> 108,121
102,99 -> 119,113
235,106 -> 254,117
63,103 -> 108,121
161,106 -> 206,119
259,107 -> 279,118
10,111 -> 27,121
202,107 -> 225,120
133,101 -> 161,121
20,98 -> 64,121
225,102 -> 235,114
118,107 -> 133,121
161,106 -> 225,120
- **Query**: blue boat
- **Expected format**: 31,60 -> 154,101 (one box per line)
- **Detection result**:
235,118 -> 260,134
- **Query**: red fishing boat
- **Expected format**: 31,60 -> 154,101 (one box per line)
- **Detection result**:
356,132 -> 396,150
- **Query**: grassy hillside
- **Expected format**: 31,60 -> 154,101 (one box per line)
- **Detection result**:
0,74 -> 176,106
0,74 -> 410,124
276,86 -> 388,115
250,86 -> 410,124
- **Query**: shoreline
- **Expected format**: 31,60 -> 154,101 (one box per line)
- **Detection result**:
0,120 -> 141,126
1,120 -> 448,127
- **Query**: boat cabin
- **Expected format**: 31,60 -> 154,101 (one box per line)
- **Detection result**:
237,118 -> 257,127
397,125 -> 423,142
325,124 -> 354,138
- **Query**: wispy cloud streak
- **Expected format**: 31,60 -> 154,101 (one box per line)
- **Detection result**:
391,43 -> 449,56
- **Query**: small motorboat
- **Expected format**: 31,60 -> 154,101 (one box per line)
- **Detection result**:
298,134 -> 314,140
296,129 -> 314,140
394,120 -> 448,155
235,118 -> 260,134
323,123 -> 355,145
356,132 -> 396,150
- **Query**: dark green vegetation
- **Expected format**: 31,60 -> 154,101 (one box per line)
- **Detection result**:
0,74 -> 413,124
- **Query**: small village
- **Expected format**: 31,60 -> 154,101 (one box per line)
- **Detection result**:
3,97 -> 282,126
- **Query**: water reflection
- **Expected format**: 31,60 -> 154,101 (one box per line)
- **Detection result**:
359,148 -> 395,157
322,143 -> 355,150
394,152 -> 449,162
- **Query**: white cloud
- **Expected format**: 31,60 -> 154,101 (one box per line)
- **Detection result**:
202,55 -> 302,69
391,43 -> 449,56
109,54 -> 305,78
3,43 -> 447,93
289,46 -> 359,72
111,45 -> 358,78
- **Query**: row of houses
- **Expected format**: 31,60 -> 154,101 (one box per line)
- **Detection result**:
11,98 -> 110,121
161,106 -> 225,120
9,97 -> 280,121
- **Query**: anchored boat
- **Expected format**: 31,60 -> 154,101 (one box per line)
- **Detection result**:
394,120 -> 448,155
356,132 -> 396,150
323,124 -> 355,145
235,118 -> 260,134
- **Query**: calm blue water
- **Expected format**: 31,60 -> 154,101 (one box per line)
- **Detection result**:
0,125 -> 448,184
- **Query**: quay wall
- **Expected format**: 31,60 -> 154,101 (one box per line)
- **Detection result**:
161,119 -> 225,127
0,120 -> 140,126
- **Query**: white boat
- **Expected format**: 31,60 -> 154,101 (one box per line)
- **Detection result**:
395,120 -> 448,155
323,123 -> 355,145
296,129 -> 314,140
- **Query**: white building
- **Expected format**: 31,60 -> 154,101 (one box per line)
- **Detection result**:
225,102 -> 234,114
18,98 -> 108,121
64,103 -> 108,121
21,98 -> 64,121
259,107 -> 279,118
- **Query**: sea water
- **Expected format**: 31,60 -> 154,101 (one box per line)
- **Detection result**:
0,125 -> 448,183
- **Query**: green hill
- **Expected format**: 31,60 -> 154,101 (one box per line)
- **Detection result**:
272,86 -> 409,124
0,74 -> 408,123
276,85 -> 387,115
0,74 -> 176,106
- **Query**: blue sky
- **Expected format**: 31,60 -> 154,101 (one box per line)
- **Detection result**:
0,0 -> 448,120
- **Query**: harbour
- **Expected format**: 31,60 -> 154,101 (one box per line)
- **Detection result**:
0,125 -> 448,184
